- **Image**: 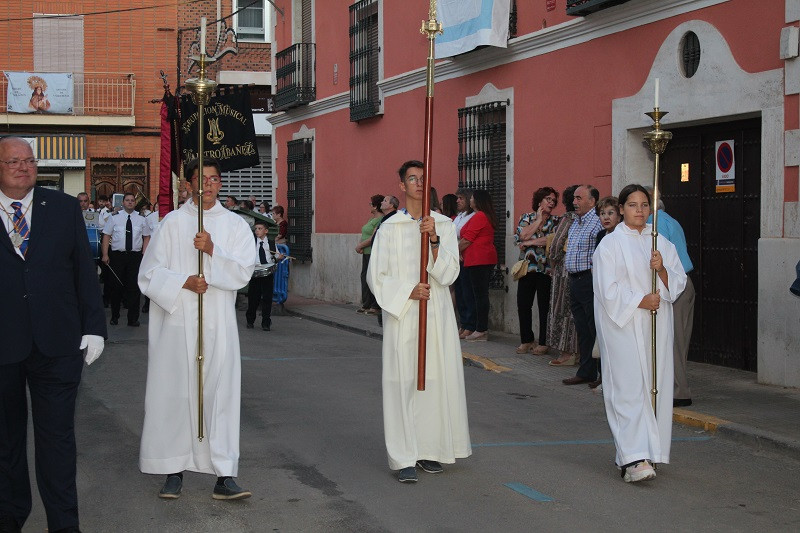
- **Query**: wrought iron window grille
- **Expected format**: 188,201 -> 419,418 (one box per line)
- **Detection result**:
458,100 -> 509,291
286,138 -> 313,262
509,0 -> 517,39
275,43 -> 316,111
349,0 -> 380,122
681,31 -> 701,78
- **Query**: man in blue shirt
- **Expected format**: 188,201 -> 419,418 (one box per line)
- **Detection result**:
563,185 -> 602,386
646,186 -> 695,407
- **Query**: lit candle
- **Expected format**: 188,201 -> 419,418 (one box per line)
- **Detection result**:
654,78 -> 660,109
200,17 -> 206,56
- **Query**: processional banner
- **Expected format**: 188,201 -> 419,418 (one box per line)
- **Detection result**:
180,86 -> 259,172
435,0 -> 512,59
4,72 -> 74,114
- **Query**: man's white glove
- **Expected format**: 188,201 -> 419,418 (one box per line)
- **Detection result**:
80,335 -> 105,365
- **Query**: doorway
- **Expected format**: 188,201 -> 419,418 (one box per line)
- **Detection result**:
659,118 -> 760,371
90,159 -> 149,201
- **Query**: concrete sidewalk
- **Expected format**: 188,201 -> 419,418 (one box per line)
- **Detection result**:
284,294 -> 800,461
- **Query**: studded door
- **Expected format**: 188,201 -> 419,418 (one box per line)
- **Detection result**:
659,118 -> 760,371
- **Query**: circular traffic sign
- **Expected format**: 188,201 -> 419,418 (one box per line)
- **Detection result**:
717,142 -> 733,173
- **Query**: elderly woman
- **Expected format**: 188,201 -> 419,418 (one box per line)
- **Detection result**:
514,187 -> 560,355
593,184 -> 686,483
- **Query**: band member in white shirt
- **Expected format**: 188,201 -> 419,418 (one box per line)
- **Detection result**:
247,220 -> 283,331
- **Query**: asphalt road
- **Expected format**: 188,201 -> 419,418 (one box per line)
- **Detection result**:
23,312 -> 800,532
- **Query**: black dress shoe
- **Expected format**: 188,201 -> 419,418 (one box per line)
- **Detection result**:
246,323 -> 254,329
128,321 -> 140,327
673,398 -> 693,407
562,376 -> 590,385
0,515 -> 21,533
262,324 -> 270,331
110,318 -> 119,326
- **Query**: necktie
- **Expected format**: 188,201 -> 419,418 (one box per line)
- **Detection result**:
10,201 -> 29,257
125,214 -> 133,251
259,241 -> 267,264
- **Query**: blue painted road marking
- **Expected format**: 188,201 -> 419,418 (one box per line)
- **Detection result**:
505,482 -> 554,502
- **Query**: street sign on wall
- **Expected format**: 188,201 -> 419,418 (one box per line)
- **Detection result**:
715,139 -> 735,193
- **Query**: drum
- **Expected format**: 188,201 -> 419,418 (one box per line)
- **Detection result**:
83,210 -> 101,227
86,227 -> 101,260
252,263 -> 278,278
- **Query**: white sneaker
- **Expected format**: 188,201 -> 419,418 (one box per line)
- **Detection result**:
623,460 -> 656,483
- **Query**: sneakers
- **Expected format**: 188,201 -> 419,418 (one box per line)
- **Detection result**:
622,460 -> 656,483
397,466 -> 418,483
397,461 -> 443,482
212,478 -> 252,500
416,460 -> 443,474
158,474 -> 183,499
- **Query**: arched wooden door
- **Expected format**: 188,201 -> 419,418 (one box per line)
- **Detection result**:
90,159 -> 149,201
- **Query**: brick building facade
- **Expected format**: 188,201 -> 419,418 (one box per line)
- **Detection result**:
1,1 -> 272,207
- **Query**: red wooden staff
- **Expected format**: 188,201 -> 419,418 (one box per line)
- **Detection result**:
417,2 -> 443,391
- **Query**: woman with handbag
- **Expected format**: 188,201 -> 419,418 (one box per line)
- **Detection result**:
513,187 -> 560,354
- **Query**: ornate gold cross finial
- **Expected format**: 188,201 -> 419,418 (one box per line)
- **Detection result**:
421,0 -> 443,39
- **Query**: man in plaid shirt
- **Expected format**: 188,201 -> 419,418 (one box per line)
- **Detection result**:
562,184 -> 602,386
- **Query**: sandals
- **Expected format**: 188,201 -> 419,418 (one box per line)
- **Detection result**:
516,343 -> 534,354
548,355 -> 576,366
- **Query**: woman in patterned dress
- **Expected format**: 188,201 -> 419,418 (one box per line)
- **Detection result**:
546,185 -> 580,365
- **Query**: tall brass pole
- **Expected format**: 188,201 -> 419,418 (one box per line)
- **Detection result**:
643,109 -> 672,414
417,1 -> 443,392
185,51 -> 217,441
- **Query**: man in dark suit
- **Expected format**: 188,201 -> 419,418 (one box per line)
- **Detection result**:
0,137 -> 107,533
246,220 -> 282,331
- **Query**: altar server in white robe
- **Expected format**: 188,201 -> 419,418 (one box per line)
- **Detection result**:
367,160 -> 472,483
138,158 -> 255,500
593,184 -> 686,483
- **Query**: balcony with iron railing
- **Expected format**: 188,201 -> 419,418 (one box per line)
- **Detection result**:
0,72 -> 136,127
566,0 -> 632,16
274,43 -> 316,112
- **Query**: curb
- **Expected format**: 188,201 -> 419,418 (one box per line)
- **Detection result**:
673,408 -> 800,461
671,408 -> 728,432
462,351 -> 512,373
285,305 -> 800,461
715,423 -> 800,461
285,306 -> 383,340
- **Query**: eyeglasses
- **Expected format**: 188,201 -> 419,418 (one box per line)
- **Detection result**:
1,158 -> 38,169
405,176 -> 425,185
544,197 -> 557,203
202,175 -> 221,184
